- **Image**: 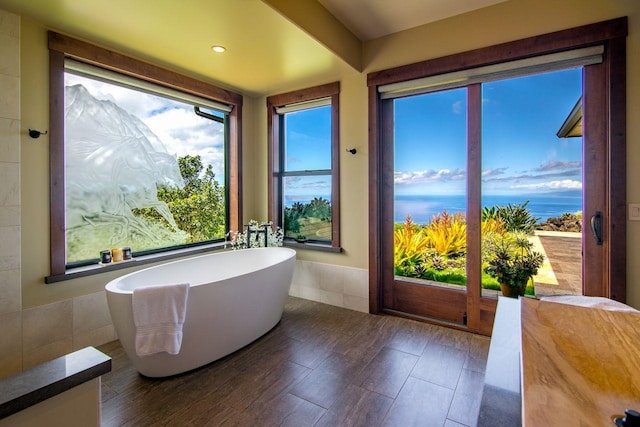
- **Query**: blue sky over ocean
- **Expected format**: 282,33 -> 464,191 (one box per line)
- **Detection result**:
394,67 -> 583,197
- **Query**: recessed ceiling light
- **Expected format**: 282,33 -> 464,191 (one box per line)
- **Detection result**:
211,45 -> 226,53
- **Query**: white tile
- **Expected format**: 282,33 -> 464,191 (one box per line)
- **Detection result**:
300,286 -> 322,302
0,206 -> 20,227
0,33 -> 19,77
74,324 -> 117,351
0,268 -> 20,314
0,162 -> 19,206
343,267 -> 369,298
0,310 -> 21,356
294,260 -> 320,289
344,295 -> 369,313
0,118 -> 20,163
73,291 -> 112,334
23,338 -> 73,370
0,10 -> 19,38
23,300 -> 73,351
320,290 -> 344,307
318,263 -> 344,293
0,225 -> 20,270
288,284 -> 300,297
0,75 -> 19,120
0,310 -> 21,378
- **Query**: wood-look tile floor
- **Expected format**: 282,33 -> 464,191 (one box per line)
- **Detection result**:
98,297 -> 490,427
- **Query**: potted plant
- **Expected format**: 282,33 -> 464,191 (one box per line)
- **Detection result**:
484,233 -> 544,297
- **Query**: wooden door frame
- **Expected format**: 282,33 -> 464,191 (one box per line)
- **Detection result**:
367,17 -> 628,334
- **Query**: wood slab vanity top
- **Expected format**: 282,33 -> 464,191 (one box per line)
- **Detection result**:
520,297 -> 640,426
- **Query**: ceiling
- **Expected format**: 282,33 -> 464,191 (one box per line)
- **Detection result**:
0,0 -> 508,97
318,0 -> 507,41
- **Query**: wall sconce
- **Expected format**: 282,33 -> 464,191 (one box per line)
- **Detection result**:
28,129 -> 48,139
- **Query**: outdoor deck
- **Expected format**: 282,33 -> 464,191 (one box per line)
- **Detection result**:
531,230 -> 582,297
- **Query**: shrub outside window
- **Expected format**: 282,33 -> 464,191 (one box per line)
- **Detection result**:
267,82 -> 340,249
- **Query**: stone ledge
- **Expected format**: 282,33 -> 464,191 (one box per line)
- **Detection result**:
0,346 -> 111,419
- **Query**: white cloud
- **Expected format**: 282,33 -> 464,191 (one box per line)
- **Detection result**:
66,73 -> 226,180
535,160 -> 582,172
482,167 -> 507,177
510,179 -> 582,191
395,168 -> 466,185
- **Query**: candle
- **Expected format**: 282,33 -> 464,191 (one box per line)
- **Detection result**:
111,248 -> 123,262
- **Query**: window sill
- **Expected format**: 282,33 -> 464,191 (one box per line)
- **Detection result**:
45,242 -> 227,284
283,240 -> 342,253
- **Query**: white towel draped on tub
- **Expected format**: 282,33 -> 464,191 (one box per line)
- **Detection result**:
132,283 -> 189,357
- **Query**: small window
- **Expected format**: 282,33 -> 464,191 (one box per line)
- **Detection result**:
267,83 -> 340,249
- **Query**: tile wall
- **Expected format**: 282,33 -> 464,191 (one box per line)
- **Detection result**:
290,260 -> 369,313
0,10 -> 117,379
0,9 -> 22,378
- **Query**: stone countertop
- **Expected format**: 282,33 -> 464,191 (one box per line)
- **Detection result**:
521,297 -> 640,426
477,296 -> 522,426
0,346 -> 111,419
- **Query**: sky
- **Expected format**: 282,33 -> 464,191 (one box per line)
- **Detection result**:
65,67 -> 583,201
65,73 -> 226,184
283,105 -> 333,201
393,67 -> 583,196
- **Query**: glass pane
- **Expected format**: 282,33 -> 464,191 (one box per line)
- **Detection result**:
283,175 -> 332,241
394,88 -> 468,289
284,105 -> 331,171
64,72 -> 227,264
481,68 -> 583,299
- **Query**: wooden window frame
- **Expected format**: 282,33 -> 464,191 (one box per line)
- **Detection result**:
368,17 -> 628,315
47,31 -> 243,278
267,82 -> 341,250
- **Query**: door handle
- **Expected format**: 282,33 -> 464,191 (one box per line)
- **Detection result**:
590,211 -> 603,246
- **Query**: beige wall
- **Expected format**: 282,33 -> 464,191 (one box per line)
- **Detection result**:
2,0 -> 639,377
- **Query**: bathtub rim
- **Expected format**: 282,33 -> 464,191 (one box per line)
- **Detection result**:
104,246 -> 296,294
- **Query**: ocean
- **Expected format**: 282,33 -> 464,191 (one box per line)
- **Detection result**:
285,193 -> 582,225
394,193 -> 582,224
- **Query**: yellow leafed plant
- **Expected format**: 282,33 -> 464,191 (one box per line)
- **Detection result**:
423,211 -> 466,257
482,217 -> 506,235
394,215 -> 429,267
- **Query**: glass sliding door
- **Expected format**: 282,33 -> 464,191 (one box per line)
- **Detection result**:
385,69 -> 585,328
390,88 -> 469,324
481,69 -> 583,299
372,20 -> 627,334
394,89 -> 468,288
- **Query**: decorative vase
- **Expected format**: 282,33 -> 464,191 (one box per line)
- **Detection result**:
499,282 -> 525,298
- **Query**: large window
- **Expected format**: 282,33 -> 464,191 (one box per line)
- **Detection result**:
267,82 -> 340,250
47,32 -> 243,278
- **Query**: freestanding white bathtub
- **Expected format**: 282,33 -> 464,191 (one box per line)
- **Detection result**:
105,247 -> 296,377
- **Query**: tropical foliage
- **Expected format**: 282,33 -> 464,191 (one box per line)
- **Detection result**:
482,201 -> 539,234
395,200 -> 543,294
484,232 -> 544,294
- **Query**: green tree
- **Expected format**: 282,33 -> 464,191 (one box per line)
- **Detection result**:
304,197 -> 331,220
135,155 -> 226,242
